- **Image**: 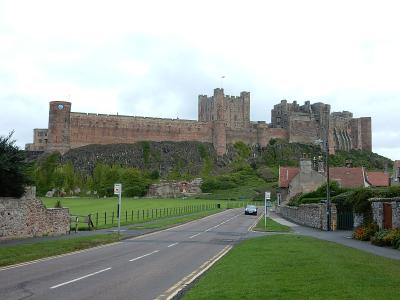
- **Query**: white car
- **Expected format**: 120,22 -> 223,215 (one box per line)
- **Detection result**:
244,205 -> 257,215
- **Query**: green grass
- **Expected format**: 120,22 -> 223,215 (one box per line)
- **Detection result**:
0,234 -> 120,267
184,235 -> 400,300
254,217 -> 291,232
42,197 -> 246,216
128,209 -> 222,230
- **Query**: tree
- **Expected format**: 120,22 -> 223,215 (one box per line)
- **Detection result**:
0,131 -> 31,197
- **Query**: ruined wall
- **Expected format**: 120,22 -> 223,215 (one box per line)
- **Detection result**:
0,187 -> 70,240
279,203 -> 337,231
271,99 -> 371,153
146,179 -> 202,198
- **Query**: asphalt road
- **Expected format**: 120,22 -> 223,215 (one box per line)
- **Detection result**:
0,208 -> 263,300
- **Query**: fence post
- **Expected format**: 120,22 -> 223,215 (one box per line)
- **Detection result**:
96,212 -> 98,227
131,210 -> 133,221
105,212 -> 107,225
126,210 -> 128,223
112,211 -> 114,225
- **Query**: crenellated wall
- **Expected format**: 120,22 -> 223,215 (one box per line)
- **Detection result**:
27,88 -> 372,156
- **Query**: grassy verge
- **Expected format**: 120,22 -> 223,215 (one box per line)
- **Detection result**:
184,235 -> 400,300
253,216 -> 291,232
128,209 -> 222,230
0,234 -> 120,267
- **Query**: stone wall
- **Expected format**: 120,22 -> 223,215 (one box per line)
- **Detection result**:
278,203 -> 337,231
0,187 -> 70,240
370,197 -> 400,229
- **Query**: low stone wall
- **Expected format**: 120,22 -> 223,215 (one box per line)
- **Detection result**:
278,203 -> 337,231
370,197 -> 400,229
0,187 -> 70,240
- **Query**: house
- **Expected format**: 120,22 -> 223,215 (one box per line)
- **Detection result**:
366,171 -> 390,187
278,160 -> 325,205
278,161 -> 390,205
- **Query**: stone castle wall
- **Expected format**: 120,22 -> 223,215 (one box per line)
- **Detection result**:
0,187 -> 70,240
271,99 -> 372,152
68,113 -> 213,150
27,88 -> 372,156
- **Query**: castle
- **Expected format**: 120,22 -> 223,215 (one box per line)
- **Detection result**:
26,88 -> 372,156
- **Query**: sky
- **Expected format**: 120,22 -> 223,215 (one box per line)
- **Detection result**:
0,0 -> 398,160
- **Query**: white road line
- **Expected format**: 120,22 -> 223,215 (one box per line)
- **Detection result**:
50,267 -> 111,289
129,250 -> 159,262
167,243 -> 179,248
189,233 -> 201,239
204,213 -> 242,232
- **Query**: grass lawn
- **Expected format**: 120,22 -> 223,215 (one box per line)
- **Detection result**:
42,197 -> 251,216
128,209 -> 222,230
184,235 -> 400,300
253,217 -> 291,232
0,234 -> 120,267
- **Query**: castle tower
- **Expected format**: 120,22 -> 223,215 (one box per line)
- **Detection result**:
47,101 -> 71,154
212,88 -> 227,155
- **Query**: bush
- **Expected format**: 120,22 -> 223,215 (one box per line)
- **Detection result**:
352,223 -> 379,241
0,132 -> 31,197
371,229 -> 400,248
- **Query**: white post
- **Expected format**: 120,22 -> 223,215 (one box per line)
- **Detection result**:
265,192 -> 271,229
114,183 -> 122,235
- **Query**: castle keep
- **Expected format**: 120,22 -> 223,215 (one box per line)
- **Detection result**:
26,88 -> 372,155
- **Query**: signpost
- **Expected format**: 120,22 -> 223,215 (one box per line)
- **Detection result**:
114,183 -> 122,234
264,191 -> 271,228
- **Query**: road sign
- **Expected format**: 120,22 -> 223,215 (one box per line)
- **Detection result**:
114,183 -> 122,195
265,192 -> 271,200
114,183 -> 122,235
266,201 -> 272,207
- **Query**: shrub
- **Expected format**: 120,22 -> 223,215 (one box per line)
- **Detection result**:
352,223 -> 379,241
372,229 -> 400,248
0,131 -> 32,197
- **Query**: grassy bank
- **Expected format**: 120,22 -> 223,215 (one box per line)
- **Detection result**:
0,234 -> 120,267
128,209 -> 222,230
184,235 -> 400,299
253,216 -> 291,232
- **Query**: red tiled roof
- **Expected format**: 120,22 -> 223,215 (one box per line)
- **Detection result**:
329,167 -> 365,188
366,171 -> 390,187
279,167 -> 300,188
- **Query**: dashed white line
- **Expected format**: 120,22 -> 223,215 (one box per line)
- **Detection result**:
189,233 -> 202,239
129,250 -> 159,262
167,243 -> 179,248
50,267 -> 111,289
188,212 -> 242,239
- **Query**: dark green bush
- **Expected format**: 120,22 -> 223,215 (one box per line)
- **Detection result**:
0,132 -> 32,197
352,223 -> 379,241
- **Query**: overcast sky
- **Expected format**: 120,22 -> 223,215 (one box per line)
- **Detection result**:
0,0 -> 398,160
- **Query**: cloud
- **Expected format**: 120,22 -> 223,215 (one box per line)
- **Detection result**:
0,0 -> 399,161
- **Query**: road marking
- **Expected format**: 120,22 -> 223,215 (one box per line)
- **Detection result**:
188,213 -> 242,240
189,233 -> 202,239
0,209 -> 238,272
50,267 -> 111,289
167,243 -> 179,248
155,245 -> 233,300
129,250 -> 159,262
248,211 -> 265,232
